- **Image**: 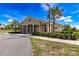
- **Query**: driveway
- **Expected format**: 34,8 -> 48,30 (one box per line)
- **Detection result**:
0,34 -> 32,56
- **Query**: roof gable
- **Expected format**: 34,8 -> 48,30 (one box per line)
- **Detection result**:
21,16 -> 45,25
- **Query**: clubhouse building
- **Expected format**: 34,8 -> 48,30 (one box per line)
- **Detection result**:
21,16 -> 64,34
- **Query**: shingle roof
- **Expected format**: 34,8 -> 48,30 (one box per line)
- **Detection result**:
21,16 -> 63,27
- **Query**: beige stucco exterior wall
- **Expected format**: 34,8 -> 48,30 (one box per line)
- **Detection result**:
47,24 -> 63,32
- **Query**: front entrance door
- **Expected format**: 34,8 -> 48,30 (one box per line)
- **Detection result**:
34,25 -> 38,32
28,25 -> 33,33
23,26 -> 26,34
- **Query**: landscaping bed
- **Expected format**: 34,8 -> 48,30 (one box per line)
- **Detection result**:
32,32 -> 79,40
32,38 -> 79,56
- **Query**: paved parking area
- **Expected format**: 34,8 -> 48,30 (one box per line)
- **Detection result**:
0,34 -> 32,56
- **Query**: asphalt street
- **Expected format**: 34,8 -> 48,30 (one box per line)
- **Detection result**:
0,34 -> 32,56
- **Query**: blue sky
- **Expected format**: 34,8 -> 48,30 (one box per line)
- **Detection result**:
0,3 -> 79,29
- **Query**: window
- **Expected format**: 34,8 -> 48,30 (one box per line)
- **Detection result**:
40,22 -> 41,23
55,27 -> 58,29
44,25 -> 47,32
29,19 -> 31,21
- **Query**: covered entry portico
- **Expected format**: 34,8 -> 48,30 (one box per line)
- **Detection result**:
22,24 -> 39,34
28,24 -> 39,33
22,23 -> 48,34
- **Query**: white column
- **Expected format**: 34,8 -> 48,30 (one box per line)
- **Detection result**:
22,26 -> 24,33
32,25 -> 34,32
38,24 -> 40,32
26,25 -> 28,33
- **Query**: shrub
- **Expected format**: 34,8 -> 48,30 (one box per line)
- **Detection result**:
69,34 -> 77,40
32,32 -> 78,40
64,34 -> 70,39
62,31 -> 73,34
39,32 -> 44,36
74,32 -> 79,39
50,32 -> 56,38
32,32 -> 38,35
45,32 -> 51,37
55,33 -> 61,38
39,32 -> 43,36
59,33 -> 65,39
47,32 -> 52,37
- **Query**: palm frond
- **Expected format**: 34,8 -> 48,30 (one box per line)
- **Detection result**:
51,8 -> 56,16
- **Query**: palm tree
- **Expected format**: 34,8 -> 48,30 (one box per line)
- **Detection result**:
46,4 -> 51,32
10,20 -> 21,32
51,6 -> 63,32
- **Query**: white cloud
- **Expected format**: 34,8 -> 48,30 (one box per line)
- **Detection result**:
50,3 -> 59,8
56,16 -> 72,21
63,16 -> 72,22
3,14 -> 11,18
61,17 -> 66,19
70,25 -> 74,28
3,14 -> 15,19
40,3 -> 58,11
71,24 -> 79,29
3,14 -> 15,23
71,9 -> 79,14
3,14 -> 26,23
66,16 -> 72,19
8,19 -> 13,22
56,16 -> 66,20
40,4 -> 49,11
64,19 -> 72,22
56,16 -> 73,23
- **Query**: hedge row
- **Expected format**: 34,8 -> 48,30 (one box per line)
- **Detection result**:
32,32 -> 79,40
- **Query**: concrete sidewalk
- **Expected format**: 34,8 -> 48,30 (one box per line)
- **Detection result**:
30,36 -> 79,45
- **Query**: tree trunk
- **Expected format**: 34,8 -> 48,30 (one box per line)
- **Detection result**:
48,17 -> 51,32
53,17 -> 55,32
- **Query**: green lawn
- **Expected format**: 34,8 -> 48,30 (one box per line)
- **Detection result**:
32,38 -> 79,56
